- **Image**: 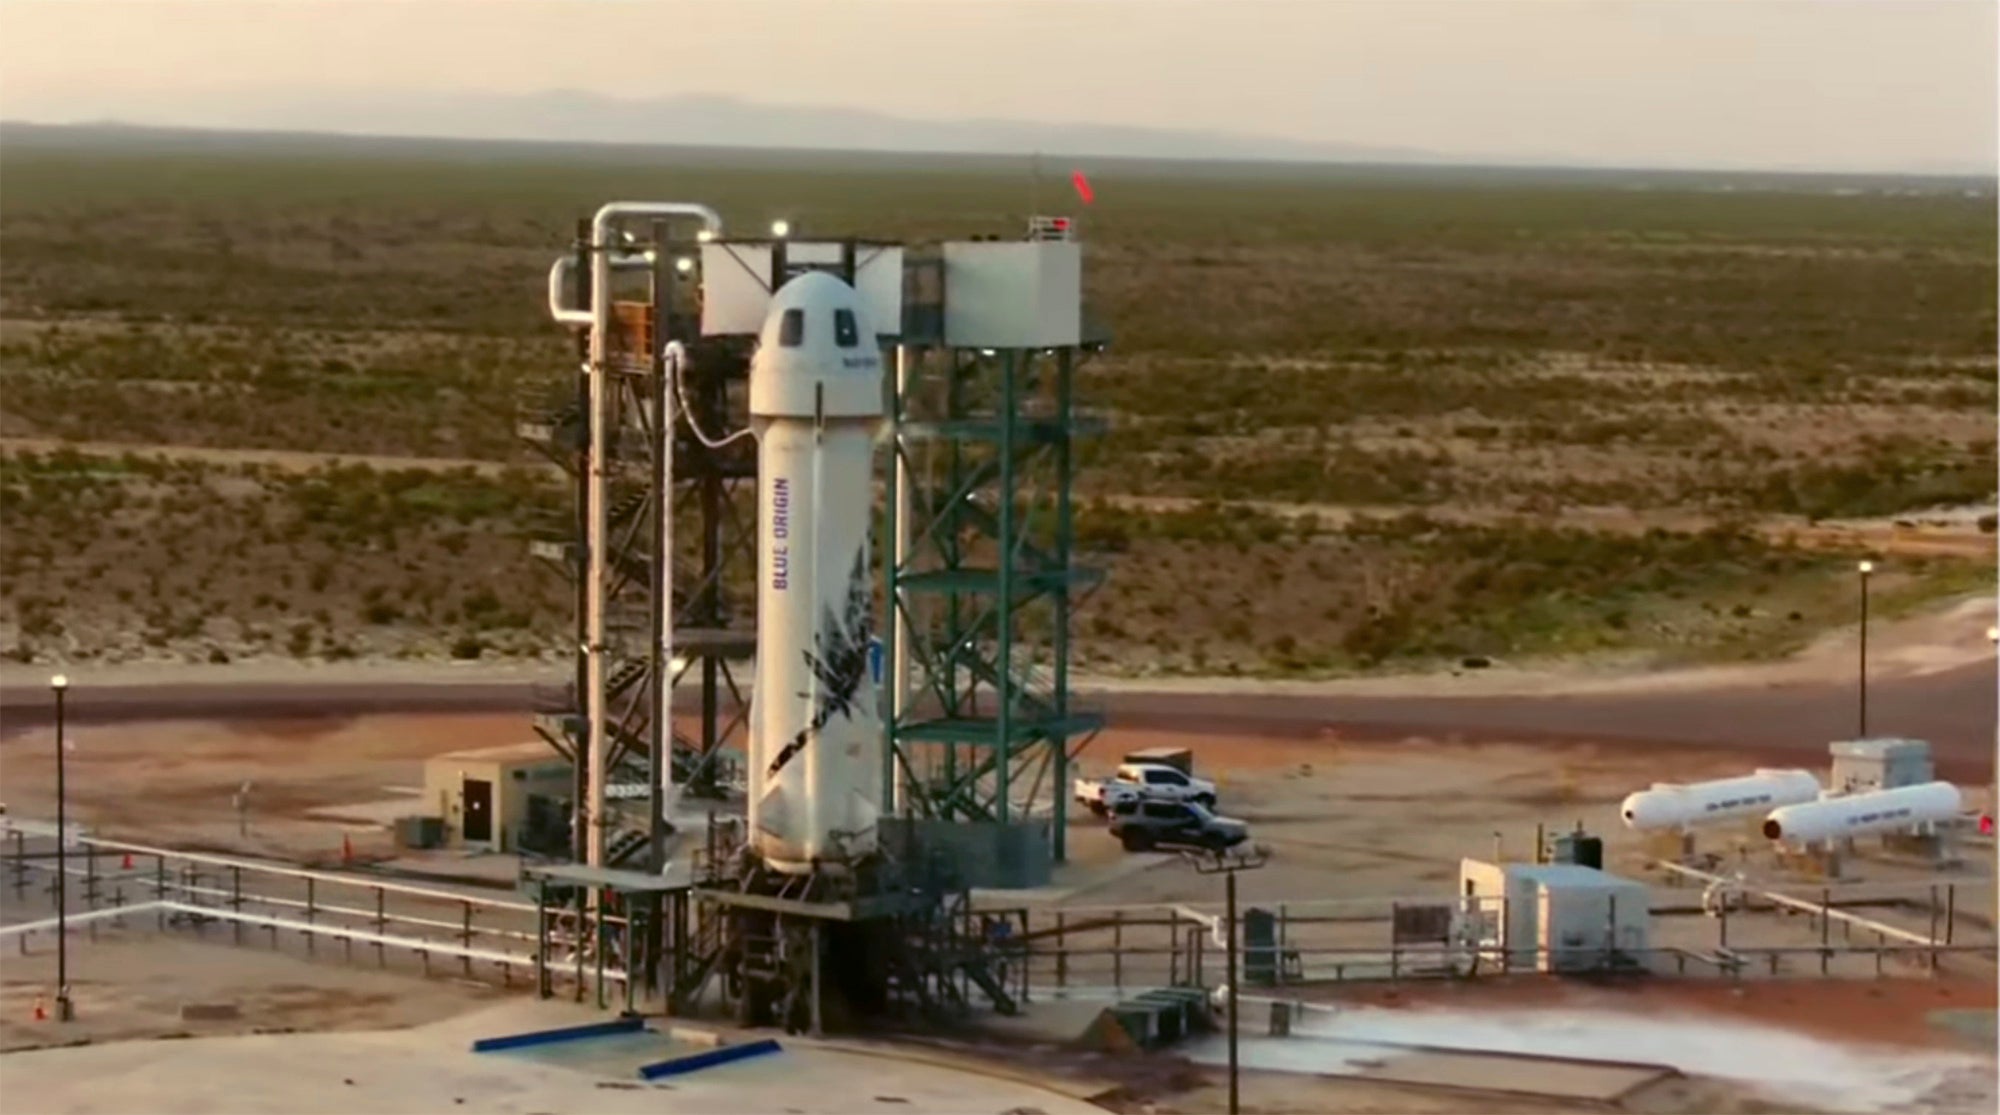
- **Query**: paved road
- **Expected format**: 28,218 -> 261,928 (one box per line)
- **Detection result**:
2,663 -> 1991,778
1102,662 -> 1997,779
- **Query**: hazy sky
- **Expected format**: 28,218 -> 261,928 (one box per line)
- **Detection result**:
1,0 -> 1994,173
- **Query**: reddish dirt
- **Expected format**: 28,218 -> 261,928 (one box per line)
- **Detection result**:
0,712 -> 527,853
1314,975 -> 1996,1052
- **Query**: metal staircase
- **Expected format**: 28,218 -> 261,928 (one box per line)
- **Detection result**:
604,827 -> 650,867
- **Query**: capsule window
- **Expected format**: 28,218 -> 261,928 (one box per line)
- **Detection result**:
779,308 -> 805,347
833,308 -> 859,348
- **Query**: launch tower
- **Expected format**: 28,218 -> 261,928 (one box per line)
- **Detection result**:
532,204 -> 1105,1030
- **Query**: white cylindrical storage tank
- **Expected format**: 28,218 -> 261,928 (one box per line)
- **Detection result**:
1619,769 -> 1822,831
747,271 -> 885,875
1762,781 -> 1961,844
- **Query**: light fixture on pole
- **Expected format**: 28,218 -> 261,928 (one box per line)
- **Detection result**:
233,780 -> 254,839
1988,626 -> 1998,833
1988,626 -> 1998,835
51,673 -> 73,1022
1856,560 -> 1874,738
769,219 -> 791,239
1184,845 -> 1270,1115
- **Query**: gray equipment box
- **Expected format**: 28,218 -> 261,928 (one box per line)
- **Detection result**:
1829,738 -> 1933,794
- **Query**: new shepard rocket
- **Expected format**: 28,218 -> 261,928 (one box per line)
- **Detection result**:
747,271 -> 885,875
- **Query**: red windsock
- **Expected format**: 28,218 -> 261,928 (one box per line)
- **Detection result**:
120,853 -> 134,870
1071,169 -> 1094,205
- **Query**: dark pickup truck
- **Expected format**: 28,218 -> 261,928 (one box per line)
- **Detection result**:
1108,799 -> 1250,853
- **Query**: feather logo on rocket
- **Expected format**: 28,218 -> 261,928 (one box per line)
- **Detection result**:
765,550 -> 872,780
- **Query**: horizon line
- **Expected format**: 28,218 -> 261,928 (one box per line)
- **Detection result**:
4,117 -> 1995,183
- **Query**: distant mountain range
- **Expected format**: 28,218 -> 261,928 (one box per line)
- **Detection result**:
4,89 -> 1992,179
0,88 -> 1530,168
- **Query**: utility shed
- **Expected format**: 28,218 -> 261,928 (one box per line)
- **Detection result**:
422,743 -> 571,852
1458,860 -> 1650,974
1829,738 -> 1933,794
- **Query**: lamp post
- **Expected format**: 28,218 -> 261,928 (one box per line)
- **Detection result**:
51,673 -> 72,1022
1186,845 -> 1270,1115
1856,560 -> 1874,738
1987,627 -> 1997,832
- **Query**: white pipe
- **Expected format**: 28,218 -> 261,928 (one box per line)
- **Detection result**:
660,340 -> 679,815
592,201 -> 722,242
585,254 -> 610,870
1174,904 -> 1227,948
550,255 -> 675,327
547,259 -> 591,326
582,203 -> 724,872
891,344 -> 912,816
669,339 -> 754,449
1655,860 -> 1937,946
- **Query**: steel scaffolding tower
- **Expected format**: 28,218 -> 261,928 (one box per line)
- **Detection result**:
524,210 -> 756,871
886,337 -> 1107,864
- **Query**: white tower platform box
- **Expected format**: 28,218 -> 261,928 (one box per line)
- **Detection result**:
941,241 -> 1081,349
700,242 -> 904,338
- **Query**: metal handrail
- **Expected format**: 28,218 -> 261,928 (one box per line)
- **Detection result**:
72,834 -> 541,913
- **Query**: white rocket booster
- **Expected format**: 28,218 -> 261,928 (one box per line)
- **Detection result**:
747,271 -> 886,874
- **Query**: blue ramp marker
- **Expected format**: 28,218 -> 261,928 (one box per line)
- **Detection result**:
471,1016 -> 647,1053
636,1039 -> 782,1079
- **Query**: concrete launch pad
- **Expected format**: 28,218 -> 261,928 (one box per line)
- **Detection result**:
0,1000 -> 1105,1115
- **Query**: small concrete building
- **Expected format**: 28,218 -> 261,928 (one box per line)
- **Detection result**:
1459,859 -> 1650,973
421,742 -> 571,852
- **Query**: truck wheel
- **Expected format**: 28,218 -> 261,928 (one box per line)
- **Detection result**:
1121,831 -> 1153,852
1088,802 -> 1108,818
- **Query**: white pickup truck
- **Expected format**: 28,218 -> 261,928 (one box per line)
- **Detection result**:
1075,762 -> 1219,817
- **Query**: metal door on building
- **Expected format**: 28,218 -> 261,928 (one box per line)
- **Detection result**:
463,778 -> 493,842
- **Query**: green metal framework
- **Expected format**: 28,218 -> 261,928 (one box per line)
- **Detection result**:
886,345 -> 1105,862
